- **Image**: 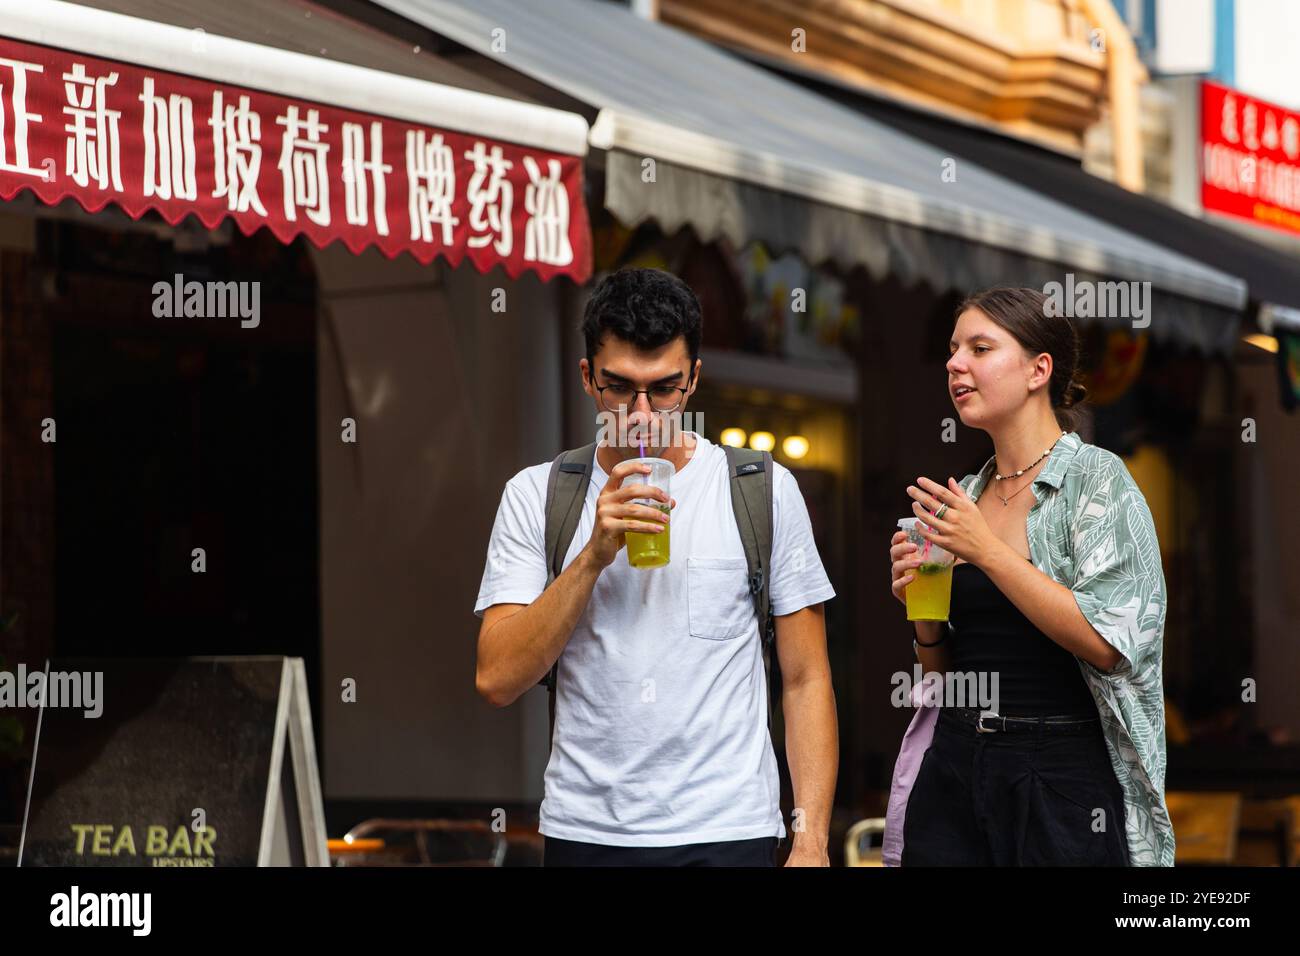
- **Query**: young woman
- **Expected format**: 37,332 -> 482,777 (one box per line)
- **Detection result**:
887,287 -> 1173,866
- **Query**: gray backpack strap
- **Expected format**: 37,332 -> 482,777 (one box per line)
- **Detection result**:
723,445 -> 777,740
540,442 -> 599,746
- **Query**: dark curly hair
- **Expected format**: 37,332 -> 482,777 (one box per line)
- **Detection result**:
581,267 -> 702,376
955,287 -> 1089,432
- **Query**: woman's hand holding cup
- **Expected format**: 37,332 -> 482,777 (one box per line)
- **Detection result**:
890,530 -> 923,607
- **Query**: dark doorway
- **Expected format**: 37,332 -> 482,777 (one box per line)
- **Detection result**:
41,216 -> 321,729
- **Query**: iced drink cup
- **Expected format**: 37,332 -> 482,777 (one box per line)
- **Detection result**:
898,517 -> 957,621
622,457 -> 674,568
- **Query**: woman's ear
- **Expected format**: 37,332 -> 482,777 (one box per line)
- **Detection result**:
1029,351 -> 1053,392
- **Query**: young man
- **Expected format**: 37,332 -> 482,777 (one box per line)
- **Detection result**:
474,267 -> 838,866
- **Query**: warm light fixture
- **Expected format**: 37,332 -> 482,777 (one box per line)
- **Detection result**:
1243,333 -> 1279,353
782,435 -> 810,459
749,431 -> 775,452
720,427 -> 747,448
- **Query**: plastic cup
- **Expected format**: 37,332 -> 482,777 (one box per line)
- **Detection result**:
622,457 -> 673,568
898,517 -> 957,621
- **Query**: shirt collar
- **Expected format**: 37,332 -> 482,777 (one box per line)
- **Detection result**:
969,431 -> 1082,502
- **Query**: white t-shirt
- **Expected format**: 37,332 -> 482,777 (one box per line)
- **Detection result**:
473,433 -> 835,846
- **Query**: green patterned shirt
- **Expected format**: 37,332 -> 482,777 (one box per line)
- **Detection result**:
959,430 -> 1174,867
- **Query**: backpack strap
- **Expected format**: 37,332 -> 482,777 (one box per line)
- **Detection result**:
540,442 -> 599,749
723,445 -> 777,742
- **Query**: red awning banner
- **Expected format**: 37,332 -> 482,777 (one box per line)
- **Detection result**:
0,35 -> 592,282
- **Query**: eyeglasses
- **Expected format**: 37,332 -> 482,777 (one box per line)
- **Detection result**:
594,376 -> 692,413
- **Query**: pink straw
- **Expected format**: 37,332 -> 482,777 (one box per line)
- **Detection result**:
921,510 -> 935,561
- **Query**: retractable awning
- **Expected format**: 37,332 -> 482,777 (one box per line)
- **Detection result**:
378,0 -> 1249,353
786,66 -> 1300,343
0,0 -> 593,281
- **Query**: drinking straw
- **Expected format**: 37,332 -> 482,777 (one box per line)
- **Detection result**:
920,509 -> 935,561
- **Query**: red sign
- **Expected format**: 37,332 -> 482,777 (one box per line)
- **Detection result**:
1201,79 -> 1300,237
0,36 -> 591,282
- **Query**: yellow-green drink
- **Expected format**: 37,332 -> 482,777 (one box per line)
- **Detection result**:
626,504 -> 670,568
906,561 -> 954,621
621,456 -> 674,569
897,517 -> 956,621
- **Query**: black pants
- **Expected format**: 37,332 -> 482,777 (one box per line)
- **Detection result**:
543,835 -> 779,867
902,711 -> 1130,866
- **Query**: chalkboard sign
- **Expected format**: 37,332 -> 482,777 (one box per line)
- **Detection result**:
19,656 -> 327,866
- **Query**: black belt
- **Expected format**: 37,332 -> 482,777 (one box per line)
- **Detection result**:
938,707 -> 1100,736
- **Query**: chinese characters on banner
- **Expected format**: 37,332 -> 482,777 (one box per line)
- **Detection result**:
1202,79 -> 1300,237
0,36 -> 592,282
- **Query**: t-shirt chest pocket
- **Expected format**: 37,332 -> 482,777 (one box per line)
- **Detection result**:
687,557 -> 754,641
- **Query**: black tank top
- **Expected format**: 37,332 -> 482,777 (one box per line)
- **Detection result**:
947,561 -> 1096,716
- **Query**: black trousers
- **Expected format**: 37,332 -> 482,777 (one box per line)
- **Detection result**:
543,835 -> 779,867
901,711 -> 1130,866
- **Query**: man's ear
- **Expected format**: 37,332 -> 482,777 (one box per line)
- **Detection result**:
579,358 -> 593,395
688,358 -> 702,394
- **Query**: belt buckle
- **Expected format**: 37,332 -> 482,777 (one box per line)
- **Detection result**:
976,710 -> 1002,733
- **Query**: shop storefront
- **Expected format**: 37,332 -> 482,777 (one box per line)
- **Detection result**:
365,0 -> 1261,822
764,61 -> 1300,798
8,0 -> 1278,842
0,0 -> 594,818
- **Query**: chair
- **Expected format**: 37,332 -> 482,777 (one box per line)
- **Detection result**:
1233,799 -> 1295,867
331,819 -> 507,867
1165,792 -> 1241,865
1287,796 -> 1300,865
1284,796 -> 1300,863
843,817 -> 887,867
